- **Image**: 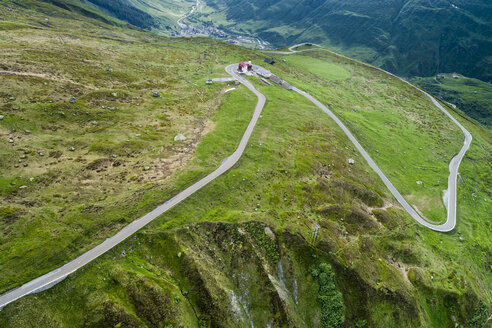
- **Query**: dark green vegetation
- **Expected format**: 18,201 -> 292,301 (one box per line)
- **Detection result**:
97,0 -> 492,128
40,0 -> 190,32
194,0 -> 492,81
311,263 -> 345,328
93,0 -> 195,34
0,0 -> 491,327
0,221 -> 344,327
36,0 -> 131,27
83,0 -> 158,29
410,74 -> 492,127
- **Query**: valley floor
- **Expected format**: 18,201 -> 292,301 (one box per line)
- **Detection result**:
0,1 -> 491,327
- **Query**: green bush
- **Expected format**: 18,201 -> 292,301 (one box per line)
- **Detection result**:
467,302 -> 489,328
0,206 -> 17,223
312,262 -> 345,328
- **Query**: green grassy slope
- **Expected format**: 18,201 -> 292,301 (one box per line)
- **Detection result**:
39,0 -> 193,32
0,0 -> 262,294
36,0 -> 131,27
124,0 -> 194,32
410,74 -> 492,128
281,51 -> 463,222
102,0 -> 196,34
2,52 -> 490,326
87,0 -> 492,128
192,0 -> 492,82
0,1 -> 491,327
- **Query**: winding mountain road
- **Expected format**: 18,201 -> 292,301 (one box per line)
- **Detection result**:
0,44 -> 472,309
267,43 -> 472,232
0,64 -> 263,310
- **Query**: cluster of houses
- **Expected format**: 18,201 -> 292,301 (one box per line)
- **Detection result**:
237,60 -> 292,90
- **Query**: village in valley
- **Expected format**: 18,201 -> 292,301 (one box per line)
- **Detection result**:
175,0 -> 270,49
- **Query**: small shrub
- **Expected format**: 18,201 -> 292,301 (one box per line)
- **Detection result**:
319,272 -> 329,286
319,262 -> 330,273
312,262 -> 345,328
407,269 -> 417,284
245,222 -> 279,262
90,141 -> 117,154
355,319 -> 367,327
0,206 -> 18,223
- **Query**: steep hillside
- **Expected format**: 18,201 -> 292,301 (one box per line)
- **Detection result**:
39,0 -> 191,32
0,0 -> 259,295
0,1 -> 491,327
124,0 -> 194,31
36,0 -> 130,27
83,0 -> 196,32
410,74 -> 492,127
81,0 -> 159,29
191,0 -> 492,81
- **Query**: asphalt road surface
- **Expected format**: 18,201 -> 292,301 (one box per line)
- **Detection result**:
268,43 -> 472,232
0,64 -> 264,310
0,48 -> 472,309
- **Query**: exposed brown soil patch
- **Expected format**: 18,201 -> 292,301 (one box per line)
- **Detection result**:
148,119 -> 216,182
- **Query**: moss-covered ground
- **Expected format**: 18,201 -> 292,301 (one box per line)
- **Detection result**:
0,1 -> 491,327
410,74 -> 492,128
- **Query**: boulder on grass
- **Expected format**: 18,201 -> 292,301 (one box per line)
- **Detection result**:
174,134 -> 186,142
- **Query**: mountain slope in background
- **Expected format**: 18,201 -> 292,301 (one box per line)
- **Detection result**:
84,0 -> 196,31
193,0 -> 491,81
86,0 -> 492,127
0,0 -> 491,327
29,0 -> 128,27
41,0 -> 190,31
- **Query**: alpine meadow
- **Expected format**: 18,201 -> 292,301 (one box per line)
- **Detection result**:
0,1 -> 490,328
